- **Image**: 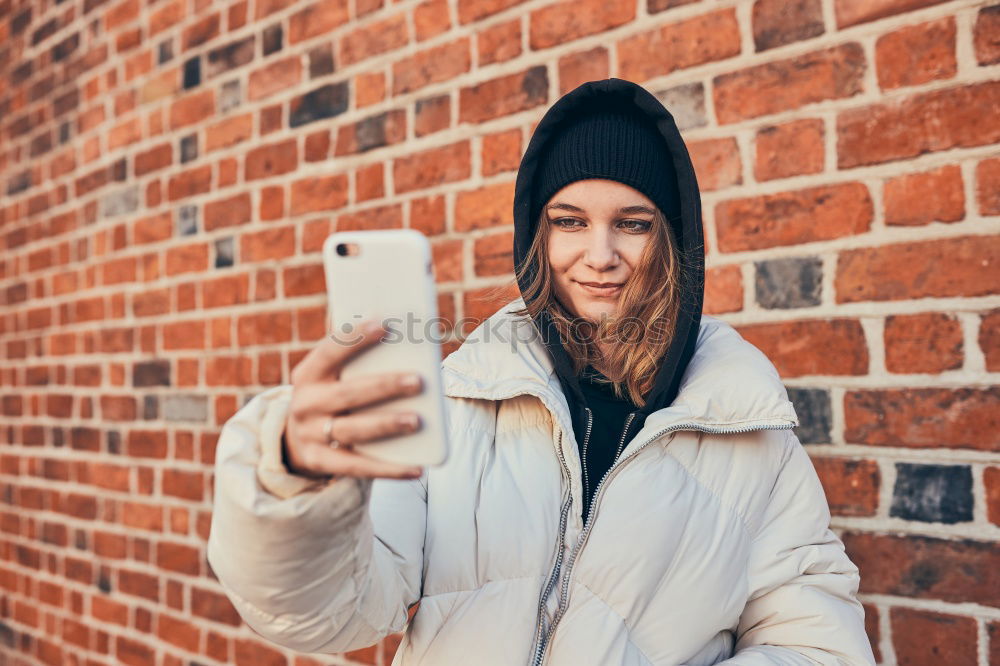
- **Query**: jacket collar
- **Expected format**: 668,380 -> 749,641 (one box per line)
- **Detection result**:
442,298 -> 798,448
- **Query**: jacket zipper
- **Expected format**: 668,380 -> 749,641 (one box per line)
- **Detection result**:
532,420 -> 795,666
578,408 -> 595,514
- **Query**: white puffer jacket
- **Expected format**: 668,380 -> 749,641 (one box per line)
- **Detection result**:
207,298 -> 875,665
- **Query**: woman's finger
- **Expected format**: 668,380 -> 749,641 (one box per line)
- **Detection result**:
314,409 -> 422,447
290,318 -> 387,385
299,443 -> 423,480
291,372 -> 423,417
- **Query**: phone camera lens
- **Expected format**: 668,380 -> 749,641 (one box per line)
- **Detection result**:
336,243 -> 348,257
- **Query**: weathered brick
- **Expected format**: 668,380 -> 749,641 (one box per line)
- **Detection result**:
394,141 -> 471,195
703,264 -> 742,315
787,387 -> 832,444
204,193 -> 252,231
336,204 -> 404,231
754,119 -> 824,182
737,319 -> 868,377
834,0 -> 948,28
290,174 -> 349,215
416,0 -> 451,40
334,109 -> 407,155
812,456 -> 879,516
891,607 -> 978,666
339,12 -> 408,67
478,20 -> 521,66
183,12 -> 220,49
688,137 -> 741,192
289,82 -> 349,128
653,82 -> 706,131
531,0 -> 634,50
205,35 -> 255,78
716,182 -> 872,252
410,195 -> 446,236
891,463 -> 972,524
752,0 -> 824,52
975,5 -> 1000,66
876,17 -> 956,91
415,95 -> 451,137
205,113 -> 253,153
884,312 -> 963,374
837,81 -> 1000,168
473,231 -> 513,277
191,587 -> 241,626
393,38 -> 471,96
356,163 -> 385,202
167,165 -> 212,201
844,387 -> 1000,451
245,139 -> 298,181
714,44 -> 865,124
618,8 -> 740,83
986,466 -> 1000,527
457,0 -> 528,24
127,430 -> 167,458
133,360 -> 170,387
169,89 -> 214,130
976,157 -> 1000,215
754,256 -> 822,309
883,164 -> 964,226
163,395 -> 209,422
835,236 -> 1000,303
980,308 -> 1000,372
288,0 -> 349,44
433,238 -> 465,282
240,226 -> 296,262
248,57 -> 302,101
101,185 -> 140,218
454,181 -> 515,231
459,67 -> 547,124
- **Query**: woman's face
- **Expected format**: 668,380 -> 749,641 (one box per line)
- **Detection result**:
545,179 -> 656,323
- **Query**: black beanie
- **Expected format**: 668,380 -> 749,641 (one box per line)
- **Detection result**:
529,102 -> 681,228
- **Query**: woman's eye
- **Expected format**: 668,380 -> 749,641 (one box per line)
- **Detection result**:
550,217 -> 583,229
619,219 -> 652,232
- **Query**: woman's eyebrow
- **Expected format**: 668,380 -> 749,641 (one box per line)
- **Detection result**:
546,203 -> 656,215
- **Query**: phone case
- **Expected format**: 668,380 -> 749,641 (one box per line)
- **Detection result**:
321,229 -> 450,466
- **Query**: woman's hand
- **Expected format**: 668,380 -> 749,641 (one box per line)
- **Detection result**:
282,319 -> 425,481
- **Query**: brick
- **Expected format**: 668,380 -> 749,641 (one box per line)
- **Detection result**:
245,139 -> 298,181
788,387 -> 832,444
462,284 -> 521,334
163,395 -> 209,422
531,0 -> 634,50
653,82 -> 706,131
558,47 -> 610,95
157,613 -> 200,652
133,360 -> 170,387
835,236 -> 1000,303
237,312 -> 293,345
976,157 -> 1000,215
737,319 -> 868,377
167,165 -> 212,202
339,13 -> 408,67
688,137 -> 741,192
716,182 -> 873,252
337,204 -> 403,231
101,185 -> 140,218
149,0 -> 184,35
844,387 -> 1000,451
455,181 -> 515,231
884,312 -> 963,374
876,17 -> 956,91
355,71 -> 385,107
714,44 -> 865,124
205,113 -> 253,153
183,56 -> 201,89
204,273 -> 249,308
981,308 -> 1000,372
975,6 -> 1000,65
183,12 -> 220,49
248,57 -> 302,101
703,264 -> 742,314
283,264 -> 325,297
206,35 -> 255,78
415,95 -> 451,137
838,81 -> 1000,168
308,43 -> 335,79
394,141 -> 471,195
753,0 -> 823,52
883,165 -> 964,226
845,532 -> 999,606
478,19 -> 520,66
432,238 -> 464,282
127,430 -> 168,458
410,195 -> 446,236
482,129 -> 522,178
191,587 -> 241,626
204,193 -> 252,231
890,607 -> 977,666
288,0 -> 349,44
393,38 -> 471,96
290,175 -> 349,215
457,0 -> 528,23
289,82 -> 349,128
459,67 -> 547,124
262,23 -> 283,56
156,541 -> 201,574
812,456 -> 881,516
618,9 -> 740,83
986,466 -> 1000,526
415,0 -> 451,40
891,463 -> 972,524
135,143 -> 172,176
334,109 -> 407,155
473,231 -> 513,277
166,243 -> 209,276
169,89 -> 215,130
835,0 -> 948,28
241,226 -> 296,262
754,119 -> 824,182
205,356 -> 253,386
754,256 -> 822,309
234,639 -> 286,666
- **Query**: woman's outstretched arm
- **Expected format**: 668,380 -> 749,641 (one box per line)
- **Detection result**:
719,429 -> 876,666
206,384 -> 427,654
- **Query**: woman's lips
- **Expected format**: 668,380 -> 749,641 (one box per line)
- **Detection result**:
575,281 -> 624,297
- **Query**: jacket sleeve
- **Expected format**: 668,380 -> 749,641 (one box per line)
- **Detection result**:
718,430 -> 876,666
206,384 -> 427,655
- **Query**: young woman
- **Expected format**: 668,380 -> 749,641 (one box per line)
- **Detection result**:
208,78 -> 875,665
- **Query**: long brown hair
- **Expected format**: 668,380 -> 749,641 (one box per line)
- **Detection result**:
503,204 -> 683,407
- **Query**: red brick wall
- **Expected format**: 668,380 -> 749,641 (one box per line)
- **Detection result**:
1,0 -> 998,664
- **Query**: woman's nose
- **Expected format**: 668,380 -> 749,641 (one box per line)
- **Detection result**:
583,232 -> 619,269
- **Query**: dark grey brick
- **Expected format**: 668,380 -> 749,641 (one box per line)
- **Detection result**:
263,23 -> 283,55
158,39 -> 173,64
59,121 -> 72,144
891,463 -> 973,524
289,81 -> 349,128
180,134 -> 198,163
215,236 -> 234,268
308,44 -> 335,78
143,395 -> 159,420
356,111 -> 393,152
654,82 -> 706,131
133,360 -> 170,387
206,35 -> 255,78
755,256 -> 822,309
177,205 -> 198,236
786,387 -> 831,444
106,430 -> 121,455
7,170 -> 32,195
183,56 -> 201,89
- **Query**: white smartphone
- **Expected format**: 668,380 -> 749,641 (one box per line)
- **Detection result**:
321,229 -> 449,467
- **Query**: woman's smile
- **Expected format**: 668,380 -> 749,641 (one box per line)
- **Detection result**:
574,280 -> 624,297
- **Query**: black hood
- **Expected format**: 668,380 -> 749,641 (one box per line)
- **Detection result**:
512,78 -> 705,440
